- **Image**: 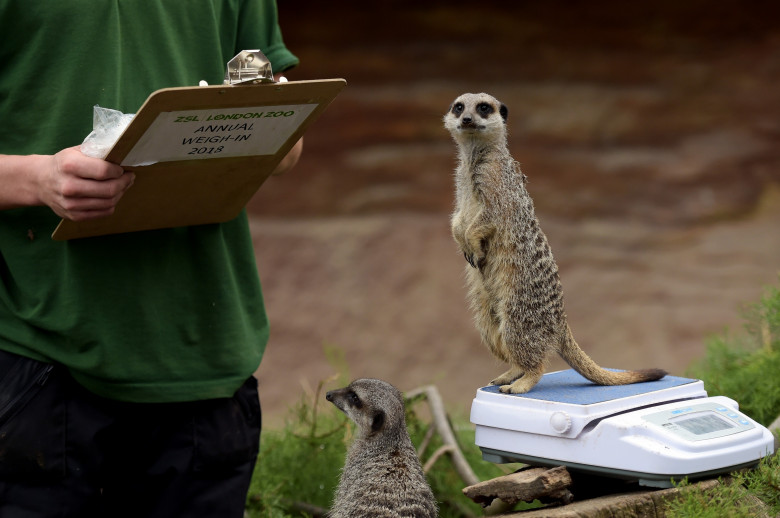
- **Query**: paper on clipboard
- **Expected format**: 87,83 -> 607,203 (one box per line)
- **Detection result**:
51,52 -> 345,241
121,103 -> 318,167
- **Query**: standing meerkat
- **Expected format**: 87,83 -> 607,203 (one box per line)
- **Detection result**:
326,378 -> 438,518
444,92 -> 666,394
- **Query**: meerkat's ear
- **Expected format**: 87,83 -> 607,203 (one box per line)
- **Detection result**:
371,410 -> 386,433
499,104 -> 508,123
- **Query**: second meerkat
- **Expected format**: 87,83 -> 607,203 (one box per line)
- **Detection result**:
326,378 -> 438,518
444,92 -> 666,394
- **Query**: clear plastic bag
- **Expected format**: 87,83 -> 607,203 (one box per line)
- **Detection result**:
80,106 -> 135,159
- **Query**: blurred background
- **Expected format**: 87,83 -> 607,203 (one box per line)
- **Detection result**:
250,0 -> 780,425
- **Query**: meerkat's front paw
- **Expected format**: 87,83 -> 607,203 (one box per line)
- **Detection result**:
463,251 -> 485,269
463,247 -> 486,270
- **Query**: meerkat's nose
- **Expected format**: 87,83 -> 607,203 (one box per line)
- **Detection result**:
325,391 -> 334,401
463,116 -> 472,124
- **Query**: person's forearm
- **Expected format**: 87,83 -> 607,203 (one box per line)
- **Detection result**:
0,154 -> 47,210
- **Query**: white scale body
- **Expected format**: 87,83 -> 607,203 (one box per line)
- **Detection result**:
470,369 -> 775,487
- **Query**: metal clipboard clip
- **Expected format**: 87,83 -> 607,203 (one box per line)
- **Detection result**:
224,50 -> 274,85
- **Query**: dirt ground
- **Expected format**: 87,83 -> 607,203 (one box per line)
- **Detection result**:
248,1 -> 780,425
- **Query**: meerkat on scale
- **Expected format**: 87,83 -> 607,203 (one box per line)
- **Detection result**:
444,92 -> 666,394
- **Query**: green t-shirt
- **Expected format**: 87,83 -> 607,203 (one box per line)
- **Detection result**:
0,0 -> 299,402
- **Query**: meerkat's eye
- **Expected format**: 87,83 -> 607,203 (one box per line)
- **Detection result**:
452,102 -> 464,116
476,103 -> 494,118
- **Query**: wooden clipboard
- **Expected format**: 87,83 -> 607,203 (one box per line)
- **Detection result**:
52,78 -> 346,240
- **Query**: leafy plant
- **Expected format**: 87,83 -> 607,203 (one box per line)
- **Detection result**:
668,279 -> 780,517
686,280 -> 780,426
246,375 -> 348,517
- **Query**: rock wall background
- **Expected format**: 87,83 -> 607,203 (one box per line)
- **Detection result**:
249,0 -> 780,424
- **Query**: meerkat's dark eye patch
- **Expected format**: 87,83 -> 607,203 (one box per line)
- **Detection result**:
451,102 -> 464,117
347,390 -> 362,408
476,102 -> 494,118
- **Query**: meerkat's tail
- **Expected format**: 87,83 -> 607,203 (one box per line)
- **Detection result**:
558,325 -> 667,386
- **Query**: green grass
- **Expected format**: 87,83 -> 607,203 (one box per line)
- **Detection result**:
665,454 -> 780,518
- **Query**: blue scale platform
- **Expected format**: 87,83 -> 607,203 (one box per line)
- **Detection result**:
478,369 -> 699,405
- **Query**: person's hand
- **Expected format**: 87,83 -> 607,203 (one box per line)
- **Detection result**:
40,147 -> 135,221
271,137 -> 303,176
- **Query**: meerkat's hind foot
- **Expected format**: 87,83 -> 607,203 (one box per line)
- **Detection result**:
499,369 -> 544,394
490,367 -> 525,387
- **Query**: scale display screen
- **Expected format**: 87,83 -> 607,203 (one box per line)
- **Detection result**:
644,402 -> 754,442
674,414 -> 734,435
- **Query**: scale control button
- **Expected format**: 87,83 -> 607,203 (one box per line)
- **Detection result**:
739,419 -> 750,425
728,413 -> 739,419
550,412 -> 572,434
716,407 -> 728,412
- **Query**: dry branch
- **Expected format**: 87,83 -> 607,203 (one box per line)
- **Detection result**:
423,444 -> 456,473
406,385 -> 480,487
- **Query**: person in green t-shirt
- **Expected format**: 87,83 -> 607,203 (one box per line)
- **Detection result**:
0,1 -> 302,516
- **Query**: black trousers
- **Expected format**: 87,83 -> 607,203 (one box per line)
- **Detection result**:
0,350 -> 262,518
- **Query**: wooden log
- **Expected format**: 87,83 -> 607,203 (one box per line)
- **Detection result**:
463,466 -> 573,506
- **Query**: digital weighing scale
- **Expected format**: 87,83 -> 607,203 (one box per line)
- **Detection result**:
470,369 -> 775,487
